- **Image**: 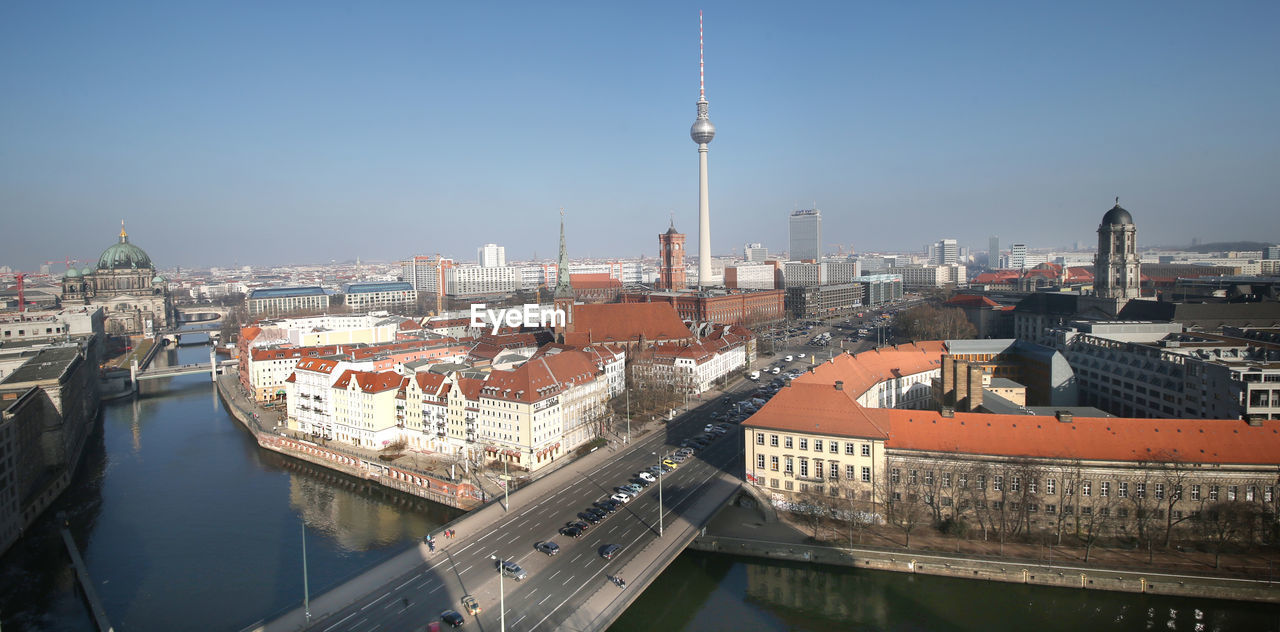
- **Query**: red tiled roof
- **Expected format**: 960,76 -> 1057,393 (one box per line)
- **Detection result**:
945,295 -> 1000,308
295,358 -> 340,374
483,350 -> 600,403
886,410 -> 1280,466
332,369 -> 404,393
414,372 -> 447,393
570,273 -> 623,289
567,303 -> 692,345
746,381 -> 890,439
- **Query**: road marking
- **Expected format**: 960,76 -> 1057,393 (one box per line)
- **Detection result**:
323,611 -> 357,632
549,570 -> 561,580
460,564 -> 474,575
539,593 -> 553,605
361,594 -> 387,611
514,615 -> 527,626
414,577 -> 431,589
396,577 -> 414,590
571,553 -> 582,563
563,575 -> 573,585
428,583 -> 444,594
507,535 -> 520,543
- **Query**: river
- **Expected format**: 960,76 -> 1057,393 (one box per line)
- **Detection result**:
2,343 -> 1278,631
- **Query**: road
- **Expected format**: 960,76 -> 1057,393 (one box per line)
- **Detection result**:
302,380 -> 755,632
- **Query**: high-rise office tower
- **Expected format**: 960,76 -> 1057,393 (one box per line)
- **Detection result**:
690,11 -> 716,288
788,209 -> 822,261
477,243 -> 506,268
743,243 -> 768,262
988,236 -> 999,264
931,239 -> 958,265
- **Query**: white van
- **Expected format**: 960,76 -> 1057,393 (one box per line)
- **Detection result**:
784,355 -> 793,362
749,370 -> 760,380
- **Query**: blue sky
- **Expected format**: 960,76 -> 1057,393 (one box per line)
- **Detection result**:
2,1 -> 1277,271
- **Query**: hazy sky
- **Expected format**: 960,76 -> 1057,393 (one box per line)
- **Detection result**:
2,1 -> 1277,271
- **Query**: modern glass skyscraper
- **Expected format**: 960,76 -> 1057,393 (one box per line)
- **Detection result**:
788,209 -> 822,261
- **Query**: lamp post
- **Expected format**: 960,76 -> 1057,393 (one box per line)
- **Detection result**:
490,554 -> 505,632
501,458 -> 510,512
653,451 -> 664,536
301,522 -> 311,623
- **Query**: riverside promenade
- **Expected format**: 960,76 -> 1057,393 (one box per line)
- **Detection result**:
691,503 -> 1280,604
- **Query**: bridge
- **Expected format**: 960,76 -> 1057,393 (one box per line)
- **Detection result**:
131,345 -> 236,388
174,305 -> 232,323
244,384 -> 764,632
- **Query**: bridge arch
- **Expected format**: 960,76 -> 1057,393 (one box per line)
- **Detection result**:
731,483 -> 778,523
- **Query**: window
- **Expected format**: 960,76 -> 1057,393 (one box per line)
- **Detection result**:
799,438 -> 808,451
1267,487 -> 1274,503
976,474 -> 986,490
756,433 -> 765,445
799,459 -> 809,478
1045,504 -> 1056,514
1046,478 -> 1056,495
845,442 -> 855,455
1173,485 -> 1183,500
891,468 -> 900,484
993,475 -> 1003,492
1191,484 -> 1201,501
756,454 -> 765,469
958,473 -> 968,488
925,471 -> 934,486
829,442 -> 838,454
844,465 -> 856,480
1118,481 -> 1128,498
1100,481 -> 1110,498
784,457 -> 793,474
1228,485 -> 1238,501
861,444 -> 871,457
1247,486 -> 1256,502
771,478 -> 779,489
1210,485 -> 1219,501
784,436 -> 793,449
861,467 -> 871,483
770,434 -> 779,447
1011,476 -> 1020,492
909,470 -> 918,485
942,472 -> 952,488
1131,482 -> 1143,499
784,481 -> 793,491
830,462 -> 839,480
1081,481 -> 1091,497
814,439 -> 823,452
1029,479 -> 1038,494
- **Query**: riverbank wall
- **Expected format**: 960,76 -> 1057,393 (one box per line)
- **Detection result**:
214,372 -> 483,510
688,533 -> 1280,604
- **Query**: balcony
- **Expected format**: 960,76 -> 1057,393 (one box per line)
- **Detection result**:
796,474 -> 825,483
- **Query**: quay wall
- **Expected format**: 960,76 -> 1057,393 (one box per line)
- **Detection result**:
214,373 -> 481,510
688,534 -> 1280,604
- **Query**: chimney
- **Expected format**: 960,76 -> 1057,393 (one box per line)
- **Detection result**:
835,381 -> 844,391
941,356 -> 955,405
955,360 -> 970,411
1056,410 -> 1073,423
967,364 -> 984,412
1247,416 -> 1263,427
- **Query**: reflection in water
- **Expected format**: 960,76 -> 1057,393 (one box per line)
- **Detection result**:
0,344 -> 461,632
612,551 -> 1280,632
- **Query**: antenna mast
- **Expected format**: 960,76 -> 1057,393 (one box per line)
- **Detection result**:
699,10 -> 705,100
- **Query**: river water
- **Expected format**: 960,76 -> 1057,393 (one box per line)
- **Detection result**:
2,343 -> 1279,631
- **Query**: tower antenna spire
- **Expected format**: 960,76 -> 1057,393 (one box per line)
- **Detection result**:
699,10 -> 705,100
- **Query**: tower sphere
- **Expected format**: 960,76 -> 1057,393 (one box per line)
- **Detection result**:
690,115 -> 716,145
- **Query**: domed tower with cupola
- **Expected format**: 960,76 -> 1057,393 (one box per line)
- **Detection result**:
1095,198 -> 1141,300
61,221 -> 172,336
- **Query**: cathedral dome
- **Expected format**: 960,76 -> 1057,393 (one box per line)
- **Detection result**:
97,224 -> 153,270
1102,201 -> 1133,226
65,268 -> 81,278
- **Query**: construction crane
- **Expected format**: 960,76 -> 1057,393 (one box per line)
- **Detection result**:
44,257 -> 83,270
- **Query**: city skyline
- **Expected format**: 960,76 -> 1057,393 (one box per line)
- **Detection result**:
2,2 -> 1278,271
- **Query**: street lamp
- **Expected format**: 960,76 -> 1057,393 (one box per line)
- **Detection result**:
653,451 -> 664,536
301,522 -> 311,623
490,554 -> 506,632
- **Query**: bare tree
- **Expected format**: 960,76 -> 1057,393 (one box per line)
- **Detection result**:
1153,452 -> 1194,547
1197,501 -> 1262,569
1052,460 -> 1084,545
879,462 -> 928,548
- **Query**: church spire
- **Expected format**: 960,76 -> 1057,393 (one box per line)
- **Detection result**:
554,208 -> 573,299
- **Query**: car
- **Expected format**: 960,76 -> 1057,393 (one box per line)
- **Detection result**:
637,471 -> 655,482
672,454 -> 690,463
784,355 -> 793,362
661,461 -> 676,471
622,483 -> 642,494
592,500 -> 616,513
798,352 -> 806,358
569,520 -> 590,531
599,543 -> 622,560
704,423 -> 715,432
441,609 -> 465,627
610,493 -> 631,504
498,560 -> 527,580
614,486 -> 637,496
536,541 -> 560,555
559,525 -> 584,539
461,595 -> 481,616
646,465 -> 664,475
630,477 -> 652,488
578,510 -> 602,523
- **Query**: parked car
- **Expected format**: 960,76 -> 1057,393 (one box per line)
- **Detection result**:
622,483 -> 642,494
637,471 -> 656,482
569,520 -> 590,532
578,511 -> 602,524
630,477 -> 651,488
536,541 -> 560,556
662,459 -> 678,469
559,525 -> 584,539
593,500 -> 618,513
610,493 -> 631,504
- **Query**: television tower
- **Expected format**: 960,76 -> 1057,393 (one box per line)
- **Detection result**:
690,10 -> 716,288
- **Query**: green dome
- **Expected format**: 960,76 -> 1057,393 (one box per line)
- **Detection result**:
81,267 -> 92,276
152,275 -> 166,284
97,225 -> 153,270
65,268 -> 81,278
